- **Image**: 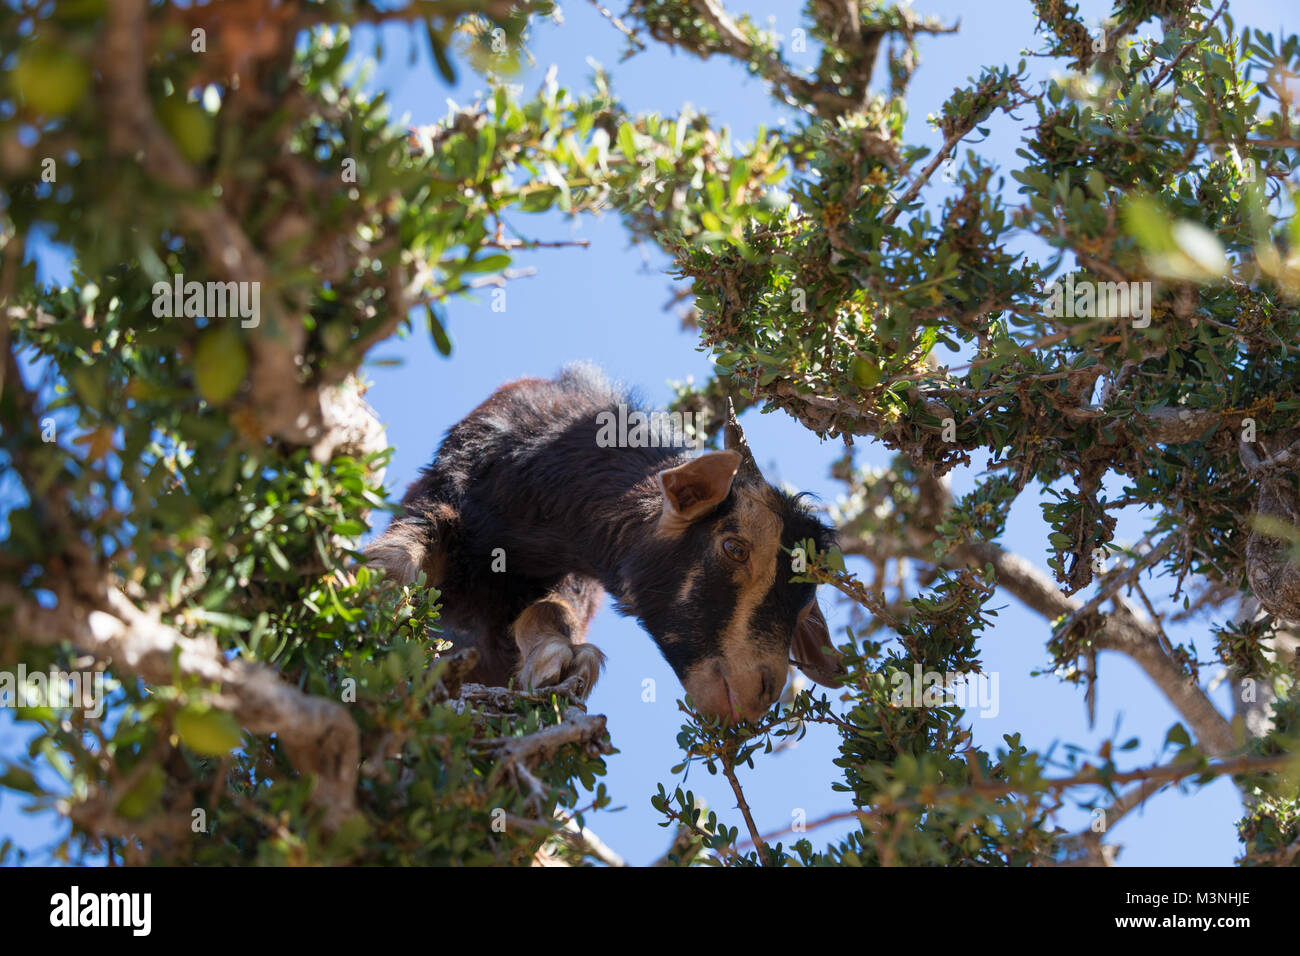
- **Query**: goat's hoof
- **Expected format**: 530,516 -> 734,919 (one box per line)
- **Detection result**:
519,636 -> 605,699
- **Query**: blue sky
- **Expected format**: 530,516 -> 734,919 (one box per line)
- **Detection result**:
3,0 -> 1293,865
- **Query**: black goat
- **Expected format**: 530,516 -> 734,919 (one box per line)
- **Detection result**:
365,365 -> 843,722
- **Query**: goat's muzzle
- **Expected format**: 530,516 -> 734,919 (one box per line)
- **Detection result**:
683,658 -> 783,724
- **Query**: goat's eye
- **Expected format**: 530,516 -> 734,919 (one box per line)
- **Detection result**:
722,538 -> 749,562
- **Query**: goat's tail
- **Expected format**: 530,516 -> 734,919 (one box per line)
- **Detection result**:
362,503 -> 457,587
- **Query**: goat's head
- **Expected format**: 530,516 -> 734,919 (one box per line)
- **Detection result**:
619,401 -> 843,724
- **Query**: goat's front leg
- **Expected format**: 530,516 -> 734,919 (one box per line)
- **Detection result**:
513,575 -> 605,697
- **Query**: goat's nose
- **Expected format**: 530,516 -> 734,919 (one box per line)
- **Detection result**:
695,662 -> 780,723
732,665 -> 778,722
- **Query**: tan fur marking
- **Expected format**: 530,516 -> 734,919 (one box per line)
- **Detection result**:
676,566 -> 700,604
512,599 -> 578,655
718,486 -> 784,662
365,525 -> 446,586
512,599 -> 606,696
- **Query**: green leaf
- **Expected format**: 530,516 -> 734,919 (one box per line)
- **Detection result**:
851,356 -> 880,389
426,20 -> 457,84
0,765 -> 44,795
12,43 -> 90,115
156,98 -> 216,164
1170,221 -> 1227,277
266,540 -> 291,573
115,766 -> 166,819
1122,195 -> 1176,253
426,305 -> 453,357
463,253 -> 512,274
194,327 -> 248,406
175,706 -> 243,756
617,122 -> 638,160
189,608 -> 251,631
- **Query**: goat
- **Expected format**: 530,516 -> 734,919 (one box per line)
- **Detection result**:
365,364 -> 843,723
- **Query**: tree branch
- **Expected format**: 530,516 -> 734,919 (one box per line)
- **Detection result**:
731,752 -> 1288,859
840,492 -> 1237,755
0,582 -> 362,831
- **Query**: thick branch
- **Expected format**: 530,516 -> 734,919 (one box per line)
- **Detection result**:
0,583 -> 361,830
98,0 -> 397,461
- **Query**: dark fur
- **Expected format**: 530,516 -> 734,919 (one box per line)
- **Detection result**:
369,364 -> 836,698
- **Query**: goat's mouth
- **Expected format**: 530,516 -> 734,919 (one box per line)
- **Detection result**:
719,676 -> 740,722
683,661 -> 778,724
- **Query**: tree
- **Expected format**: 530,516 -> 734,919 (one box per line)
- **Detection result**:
0,0 -> 1297,866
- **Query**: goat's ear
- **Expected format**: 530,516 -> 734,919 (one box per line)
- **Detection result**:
791,598 -> 845,687
657,450 -> 740,526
